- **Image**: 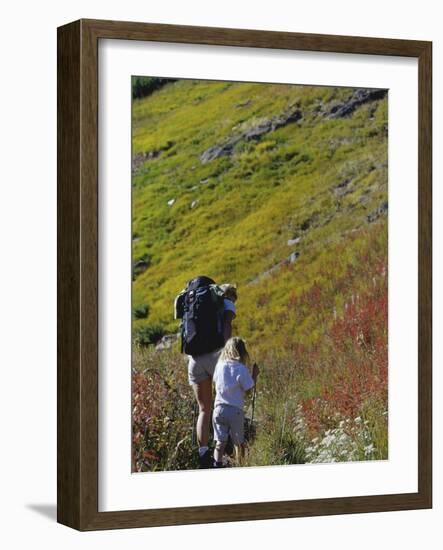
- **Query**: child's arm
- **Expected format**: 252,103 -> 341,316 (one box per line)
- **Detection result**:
245,363 -> 260,395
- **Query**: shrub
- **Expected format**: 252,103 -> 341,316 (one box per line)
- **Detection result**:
132,254 -> 152,279
279,431 -> 306,464
132,348 -> 197,472
305,417 -> 379,463
133,324 -> 166,347
132,77 -> 176,99
133,304 -> 149,319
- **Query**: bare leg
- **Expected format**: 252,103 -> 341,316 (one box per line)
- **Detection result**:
192,378 -> 212,447
234,444 -> 246,466
214,440 -> 226,463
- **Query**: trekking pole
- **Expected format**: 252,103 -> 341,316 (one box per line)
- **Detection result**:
250,364 -> 258,428
250,384 -> 257,428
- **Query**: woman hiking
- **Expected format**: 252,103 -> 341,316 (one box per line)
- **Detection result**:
174,277 -> 237,468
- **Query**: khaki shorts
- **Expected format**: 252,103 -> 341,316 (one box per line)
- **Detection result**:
187,350 -> 221,385
212,404 -> 245,445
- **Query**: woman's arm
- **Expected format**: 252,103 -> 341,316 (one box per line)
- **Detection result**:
223,310 -> 235,342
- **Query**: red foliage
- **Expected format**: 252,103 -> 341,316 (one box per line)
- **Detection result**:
300,275 -> 388,433
329,290 -> 387,352
132,370 -> 170,469
132,358 -> 197,472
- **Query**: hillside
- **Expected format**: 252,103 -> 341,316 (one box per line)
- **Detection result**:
131,78 -> 388,471
132,79 -> 387,348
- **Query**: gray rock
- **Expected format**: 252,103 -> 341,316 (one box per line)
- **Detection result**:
300,218 -> 313,231
200,106 -> 302,163
190,200 -> 198,209
244,108 -> 302,141
333,179 -> 352,197
235,99 -> 252,108
146,150 -> 161,160
367,201 -> 388,223
131,141 -> 176,174
286,251 -> 300,264
249,251 -> 300,284
200,137 -> 241,163
133,259 -> 149,274
244,121 -> 273,140
167,198 -> 176,207
132,153 -> 146,173
328,89 -> 387,119
287,237 -> 301,246
155,333 -> 180,351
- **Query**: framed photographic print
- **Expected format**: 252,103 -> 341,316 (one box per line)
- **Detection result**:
57,19 -> 432,530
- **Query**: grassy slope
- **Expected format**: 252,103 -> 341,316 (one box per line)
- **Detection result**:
131,79 -> 388,471
132,79 -> 387,346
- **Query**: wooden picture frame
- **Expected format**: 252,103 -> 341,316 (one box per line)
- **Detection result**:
57,18 -> 432,530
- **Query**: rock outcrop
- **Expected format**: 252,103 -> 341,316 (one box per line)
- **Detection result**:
327,89 -> 387,119
249,251 -> 300,285
367,201 -> 388,223
200,107 -> 302,163
155,333 -> 180,351
132,141 -> 176,173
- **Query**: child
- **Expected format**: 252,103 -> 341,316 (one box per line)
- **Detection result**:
212,337 -> 260,467
219,283 -> 237,305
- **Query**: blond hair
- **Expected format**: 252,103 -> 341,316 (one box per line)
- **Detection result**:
220,337 -> 249,365
220,283 -> 238,302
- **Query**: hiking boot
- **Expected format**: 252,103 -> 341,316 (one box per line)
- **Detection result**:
198,448 -> 213,469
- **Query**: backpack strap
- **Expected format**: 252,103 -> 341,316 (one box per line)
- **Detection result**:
174,289 -> 186,319
209,284 -> 225,308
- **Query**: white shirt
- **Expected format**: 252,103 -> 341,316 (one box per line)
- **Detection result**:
213,359 -> 254,410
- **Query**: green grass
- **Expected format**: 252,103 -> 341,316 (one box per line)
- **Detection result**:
132,80 -> 387,338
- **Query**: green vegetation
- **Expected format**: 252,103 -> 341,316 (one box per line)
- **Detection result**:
133,324 -> 166,347
132,303 -> 149,319
131,78 -> 388,471
132,77 -> 176,99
